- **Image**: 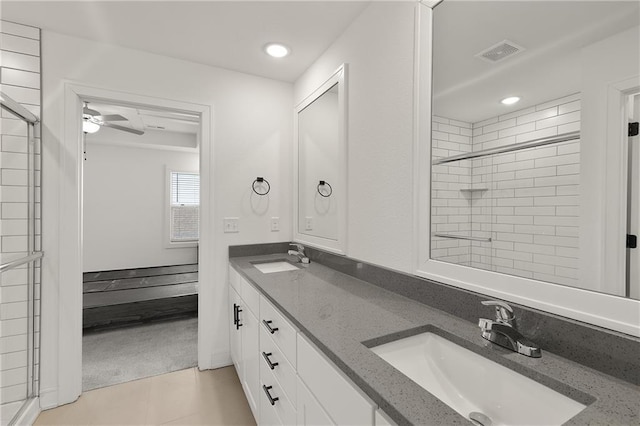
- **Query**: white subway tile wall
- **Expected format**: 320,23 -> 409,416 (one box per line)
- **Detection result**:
432,93 -> 580,287
0,20 -> 41,424
431,118 -> 474,265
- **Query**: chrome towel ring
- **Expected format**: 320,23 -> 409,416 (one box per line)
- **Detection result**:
317,180 -> 332,197
252,177 -> 270,195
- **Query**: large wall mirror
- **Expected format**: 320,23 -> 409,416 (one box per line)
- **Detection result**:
418,1 -> 640,335
294,65 -> 347,254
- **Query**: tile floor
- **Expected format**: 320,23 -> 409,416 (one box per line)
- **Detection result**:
34,367 -> 256,425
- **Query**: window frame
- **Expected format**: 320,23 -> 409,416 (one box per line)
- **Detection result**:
165,168 -> 200,248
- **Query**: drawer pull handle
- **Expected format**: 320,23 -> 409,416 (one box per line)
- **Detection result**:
232,303 -> 238,325
262,320 -> 279,334
262,352 -> 279,370
236,307 -> 243,329
262,385 -> 279,406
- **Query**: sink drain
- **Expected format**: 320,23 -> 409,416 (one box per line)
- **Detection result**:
469,412 -> 492,426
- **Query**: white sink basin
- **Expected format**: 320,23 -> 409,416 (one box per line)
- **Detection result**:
252,261 -> 300,274
371,332 -> 586,426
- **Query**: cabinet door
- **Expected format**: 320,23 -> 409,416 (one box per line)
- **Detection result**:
297,377 -> 335,426
375,410 -> 396,426
297,334 -> 374,425
242,307 -> 260,422
229,286 -> 242,372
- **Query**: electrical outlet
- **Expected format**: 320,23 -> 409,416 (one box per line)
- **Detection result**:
223,217 -> 239,233
270,217 -> 280,232
305,216 -> 313,231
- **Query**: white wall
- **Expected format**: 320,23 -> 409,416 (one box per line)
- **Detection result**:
294,2 -> 417,272
82,138 -> 199,272
40,31 -> 292,407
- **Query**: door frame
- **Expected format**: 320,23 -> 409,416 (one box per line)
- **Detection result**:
46,82 -> 213,406
603,77 -> 640,295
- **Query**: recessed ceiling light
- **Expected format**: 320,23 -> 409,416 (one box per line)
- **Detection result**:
501,96 -> 520,105
264,43 -> 290,58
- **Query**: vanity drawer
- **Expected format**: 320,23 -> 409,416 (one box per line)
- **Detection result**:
260,361 -> 296,426
260,326 -> 297,405
260,296 -> 297,368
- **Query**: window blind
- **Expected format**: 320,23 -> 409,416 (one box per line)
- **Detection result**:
170,172 -> 199,241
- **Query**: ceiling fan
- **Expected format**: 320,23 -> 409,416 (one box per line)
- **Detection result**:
82,103 -> 144,135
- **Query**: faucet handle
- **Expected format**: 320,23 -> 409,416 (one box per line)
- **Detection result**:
289,243 -> 304,251
478,318 -> 494,331
481,300 -> 515,325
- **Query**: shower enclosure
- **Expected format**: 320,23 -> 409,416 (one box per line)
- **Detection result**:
0,91 -> 42,425
430,93 -> 584,290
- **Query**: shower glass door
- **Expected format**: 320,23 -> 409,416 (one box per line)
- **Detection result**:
1,92 -> 42,425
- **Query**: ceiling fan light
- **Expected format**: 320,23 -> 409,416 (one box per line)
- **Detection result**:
83,119 -> 100,134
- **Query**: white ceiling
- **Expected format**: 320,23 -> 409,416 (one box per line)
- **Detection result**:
1,0 -> 370,83
433,1 -> 640,123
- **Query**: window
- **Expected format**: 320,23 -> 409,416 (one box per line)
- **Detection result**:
169,171 -> 199,242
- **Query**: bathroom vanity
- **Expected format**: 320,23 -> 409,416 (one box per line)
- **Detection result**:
228,245 -> 639,425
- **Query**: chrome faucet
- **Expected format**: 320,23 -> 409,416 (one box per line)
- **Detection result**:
288,243 -> 310,264
478,300 -> 541,358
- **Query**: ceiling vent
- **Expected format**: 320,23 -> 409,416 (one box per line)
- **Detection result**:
475,40 -> 525,63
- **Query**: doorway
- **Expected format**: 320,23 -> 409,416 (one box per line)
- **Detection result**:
81,101 -> 201,390
51,83 -> 213,406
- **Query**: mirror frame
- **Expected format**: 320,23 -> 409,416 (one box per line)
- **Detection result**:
293,64 -> 348,254
414,3 -> 640,337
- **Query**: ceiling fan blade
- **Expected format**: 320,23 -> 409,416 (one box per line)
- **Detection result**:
100,122 -> 145,135
93,114 -> 127,122
83,106 -> 101,116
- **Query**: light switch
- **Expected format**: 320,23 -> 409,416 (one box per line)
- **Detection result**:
224,217 -> 239,233
271,217 -> 280,232
305,216 -> 313,231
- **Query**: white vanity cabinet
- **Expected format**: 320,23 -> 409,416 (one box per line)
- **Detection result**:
259,297 -> 298,425
229,268 -> 261,422
229,265 -> 377,426
297,334 -> 375,425
375,410 -> 397,426
229,286 -> 242,371
296,377 -> 334,425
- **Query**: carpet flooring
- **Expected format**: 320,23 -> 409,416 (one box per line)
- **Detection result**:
82,317 -> 198,391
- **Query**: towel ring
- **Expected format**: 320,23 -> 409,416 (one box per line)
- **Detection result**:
317,180 -> 332,198
252,177 -> 270,196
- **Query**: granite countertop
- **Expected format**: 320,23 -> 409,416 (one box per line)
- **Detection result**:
230,253 -> 640,425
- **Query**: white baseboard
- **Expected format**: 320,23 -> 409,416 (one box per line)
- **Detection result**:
209,351 -> 232,370
12,397 -> 41,426
37,388 -> 58,410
